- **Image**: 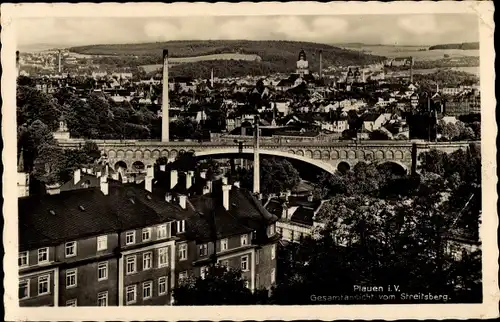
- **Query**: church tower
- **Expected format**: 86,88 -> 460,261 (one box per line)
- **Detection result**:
296,50 -> 309,77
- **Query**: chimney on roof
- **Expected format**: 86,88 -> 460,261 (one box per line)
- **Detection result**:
100,176 -> 109,196
73,169 -> 81,185
160,164 -> 166,172
308,194 -> 314,202
202,185 -> 210,195
200,170 -> 207,179
222,184 -> 232,210
170,170 -> 178,189
233,181 -> 240,188
285,190 -> 291,201
186,170 -> 194,190
222,176 -> 228,185
165,192 -> 172,202
178,194 -> 187,209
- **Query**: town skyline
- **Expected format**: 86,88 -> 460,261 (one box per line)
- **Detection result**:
18,14 -> 479,51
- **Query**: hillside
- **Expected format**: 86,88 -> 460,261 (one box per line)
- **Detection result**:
68,40 -> 386,77
429,42 -> 479,50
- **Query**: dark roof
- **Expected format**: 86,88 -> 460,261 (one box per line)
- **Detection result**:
18,182 -> 191,251
363,113 -> 381,122
59,173 -> 100,192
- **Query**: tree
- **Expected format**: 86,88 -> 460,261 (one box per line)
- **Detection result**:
173,265 -> 265,305
238,158 -> 301,195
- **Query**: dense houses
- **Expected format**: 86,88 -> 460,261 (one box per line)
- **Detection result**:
18,153 -> 279,306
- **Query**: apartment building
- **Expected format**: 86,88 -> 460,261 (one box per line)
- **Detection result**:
19,164 -> 279,306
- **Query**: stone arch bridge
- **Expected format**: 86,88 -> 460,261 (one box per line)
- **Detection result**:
57,139 -> 476,175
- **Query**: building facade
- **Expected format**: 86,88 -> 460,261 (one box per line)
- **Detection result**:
19,165 -> 279,306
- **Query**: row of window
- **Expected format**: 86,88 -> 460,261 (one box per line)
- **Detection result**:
19,274 -> 50,299
66,291 -> 108,307
196,233 -> 251,259
125,277 -> 167,305
125,223 -> 174,246
125,247 -> 169,275
18,223 -> 175,267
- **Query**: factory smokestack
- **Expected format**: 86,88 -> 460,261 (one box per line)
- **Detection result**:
58,50 -> 62,74
410,56 -> 414,84
161,49 -> 170,142
16,50 -> 20,77
253,115 -> 260,194
210,68 -> 214,88
319,50 -> 323,79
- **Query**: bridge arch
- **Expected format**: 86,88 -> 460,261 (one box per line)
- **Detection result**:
114,160 -> 128,171
194,148 -> 337,174
132,160 -> 146,171
337,161 -> 351,173
377,161 -> 408,175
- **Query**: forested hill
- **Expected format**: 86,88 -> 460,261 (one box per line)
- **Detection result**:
68,40 -> 386,78
428,42 -> 479,50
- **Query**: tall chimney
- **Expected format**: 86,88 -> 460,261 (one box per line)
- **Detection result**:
253,115 -> 260,194
58,50 -> 62,74
16,50 -> 20,77
170,170 -> 178,189
210,68 -> 214,88
222,184 -> 232,210
319,50 -> 323,79
409,56 -> 414,84
161,49 -> 170,142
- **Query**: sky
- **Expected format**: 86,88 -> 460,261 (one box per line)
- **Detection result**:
17,14 -> 479,51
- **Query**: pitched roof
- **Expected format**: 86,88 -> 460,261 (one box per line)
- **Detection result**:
18,183 -> 190,251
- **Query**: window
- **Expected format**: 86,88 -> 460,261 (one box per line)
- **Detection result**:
179,271 -> 188,280
142,281 -> 152,300
199,243 -> 208,256
178,243 -> 188,261
142,228 -> 151,242
240,234 -> 248,246
38,275 -> 50,295
158,247 -> 169,267
98,261 -> 108,281
97,291 -> 108,306
157,223 -> 170,239
220,238 -> 228,251
158,277 -> 167,295
177,220 -> 186,233
126,285 -> 137,304
65,241 -> 77,257
143,252 -> 152,270
19,252 -> 28,267
125,231 -> 135,245
66,269 -> 77,288
271,268 -> 276,284
126,255 -> 136,274
256,249 -> 260,265
97,235 -> 107,251
200,266 -> 208,279
66,299 -> 77,307
38,248 -> 48,264
241,255 -> 249,271
19,279 -> 29,299
271,244 -> 276,260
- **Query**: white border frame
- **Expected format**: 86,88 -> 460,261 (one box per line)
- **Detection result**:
2,1 -> 497,320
